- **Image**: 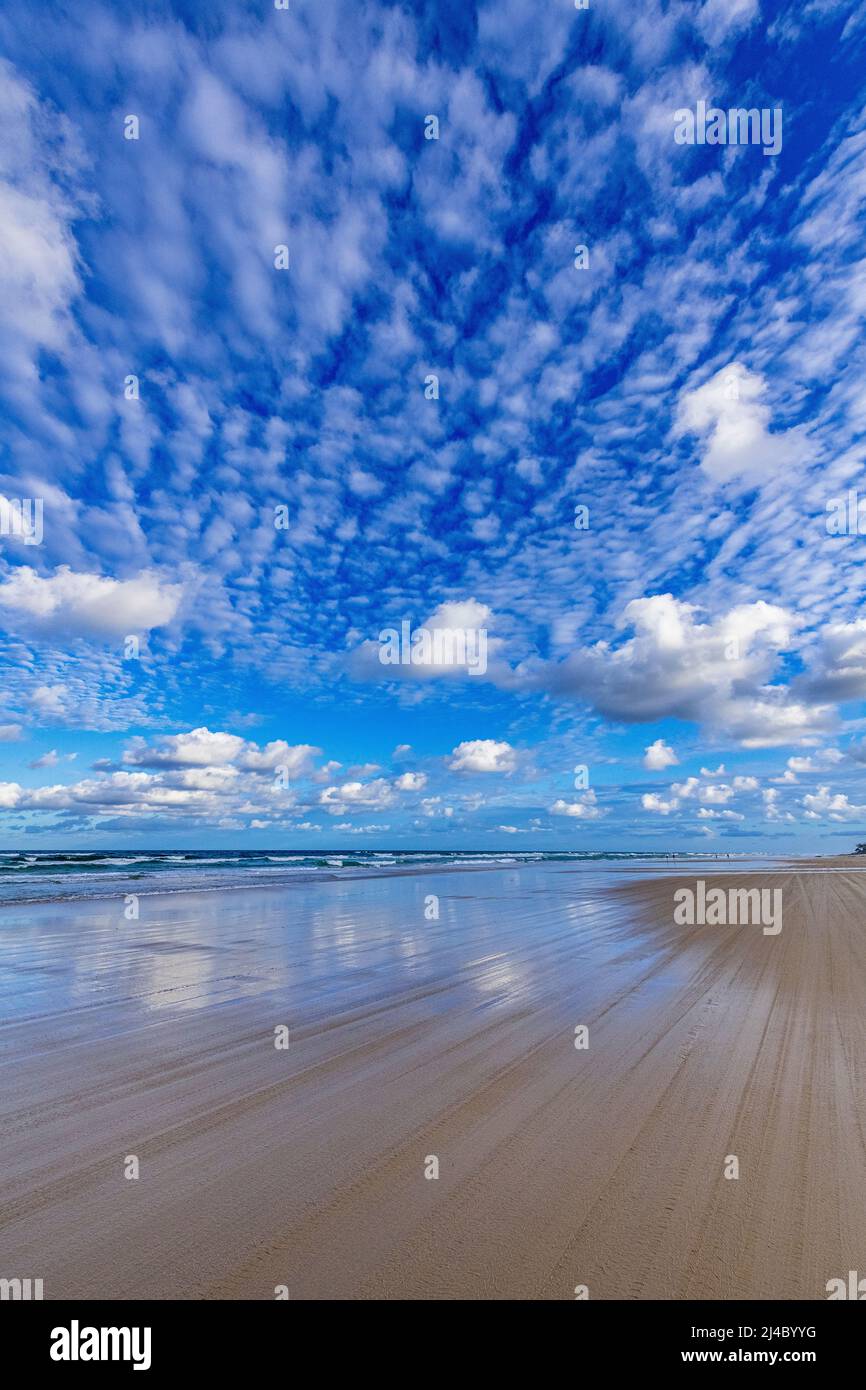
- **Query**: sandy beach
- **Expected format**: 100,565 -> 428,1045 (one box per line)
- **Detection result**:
1,859 -> 864,1300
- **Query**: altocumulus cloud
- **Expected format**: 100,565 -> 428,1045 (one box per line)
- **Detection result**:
0,1 -> 864,847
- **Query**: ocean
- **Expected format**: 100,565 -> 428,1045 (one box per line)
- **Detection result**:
0,848 -> 757,906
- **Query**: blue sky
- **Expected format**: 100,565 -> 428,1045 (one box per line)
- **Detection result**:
1,0 -> 866,850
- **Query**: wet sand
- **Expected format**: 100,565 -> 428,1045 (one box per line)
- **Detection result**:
1,861 -> 864,1299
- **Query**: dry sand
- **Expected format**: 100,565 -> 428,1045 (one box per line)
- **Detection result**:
1,860 -> 865,1300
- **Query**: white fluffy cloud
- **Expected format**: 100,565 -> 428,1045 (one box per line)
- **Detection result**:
641,792 -> 679,815
350,599 -> 501,682
796,620 -> 866,703
319,779 -> 396,814
643,738 -> 678,770
802,786 -> 866,821
394,771 -> 427,791
449,738 -> 516,773
0,566 -> 182,638
536,594 -> 834,748
699,783 -> 734,804
0,727 -> 336,825
125,728 -> 244,767
642,767 -> 760,819
674,364 -> 800,485
124,727 -> 318,774
550,790 -> 603,819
